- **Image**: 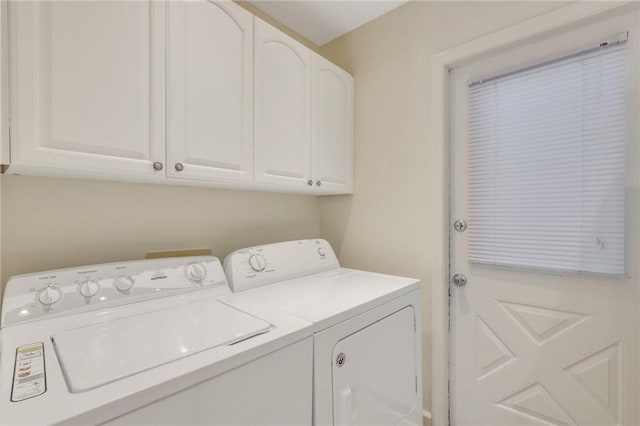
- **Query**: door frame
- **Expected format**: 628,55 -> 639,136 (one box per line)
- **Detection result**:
428,2 -> 636,425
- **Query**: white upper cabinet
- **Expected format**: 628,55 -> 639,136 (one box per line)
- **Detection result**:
312,55 -> 354,195
254,18 -> 313,191
166,1 -> 253,183
8,1 -> 166,180
5,2 -> 353,195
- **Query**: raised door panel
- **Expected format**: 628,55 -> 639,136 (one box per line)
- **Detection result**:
167,1 -> 253,183
312,55 -> 353,195
9,1 -> 165,180
254,18 -> 312,192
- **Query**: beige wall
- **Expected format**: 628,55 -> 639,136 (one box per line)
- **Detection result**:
1,175 -> 320,290
318,0 -> 569,413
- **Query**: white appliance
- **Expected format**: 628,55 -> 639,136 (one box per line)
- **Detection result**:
224,239 -> 423,426
0,256 -> 313,425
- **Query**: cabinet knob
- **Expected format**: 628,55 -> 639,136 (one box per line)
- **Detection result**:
175,163 -> 184,172
153,161 -> 163,171
307,179 -> 313,186
316,180 -> 322,187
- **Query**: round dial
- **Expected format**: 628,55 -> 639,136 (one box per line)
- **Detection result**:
37,286 -> 62,307
113,275 -> 135,293
248,254 -> 267,272
79,280 -> 100,298
184,262 -> 207,284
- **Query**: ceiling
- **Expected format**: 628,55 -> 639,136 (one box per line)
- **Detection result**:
247,1 -> 409,46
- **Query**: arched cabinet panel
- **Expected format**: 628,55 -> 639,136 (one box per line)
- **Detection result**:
254,17 -> 313,191
312,55 -> 354,195
167,1 -> 253,183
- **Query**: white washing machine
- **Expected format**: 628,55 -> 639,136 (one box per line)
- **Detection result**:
224,239 -> 423,426
0,256 -> 313,425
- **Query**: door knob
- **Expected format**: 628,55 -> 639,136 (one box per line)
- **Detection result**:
454,219 -> 467,232
451,273 -> 468,286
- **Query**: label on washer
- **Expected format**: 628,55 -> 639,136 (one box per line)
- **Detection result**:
11,342 -> 46,402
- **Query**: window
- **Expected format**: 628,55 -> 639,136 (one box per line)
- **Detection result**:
467,40 -> 627,275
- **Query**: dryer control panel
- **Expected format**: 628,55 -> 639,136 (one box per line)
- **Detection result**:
1,256 -> 228,327
223,239 -> 340,292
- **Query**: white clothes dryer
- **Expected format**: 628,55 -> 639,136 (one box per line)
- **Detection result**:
1,256 -> 313,425
224,239 -> 423,426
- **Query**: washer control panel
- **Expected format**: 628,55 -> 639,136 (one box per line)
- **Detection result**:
1,256 -> 227,327
223,239 -> 339,292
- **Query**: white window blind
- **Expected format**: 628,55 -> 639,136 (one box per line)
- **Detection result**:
467,42 -> 627,275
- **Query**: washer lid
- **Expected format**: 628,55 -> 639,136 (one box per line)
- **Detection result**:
52,299 -> 271,393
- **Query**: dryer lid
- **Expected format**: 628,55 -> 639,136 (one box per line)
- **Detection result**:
52,299 -> 271,393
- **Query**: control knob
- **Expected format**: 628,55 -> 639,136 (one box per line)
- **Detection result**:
37,286 -> 62,308
248,254 -> 267,272
184,262 -> 207,284
79,280 -> 101,298
114,276 -> 135,293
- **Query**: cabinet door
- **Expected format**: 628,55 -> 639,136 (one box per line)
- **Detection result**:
312,55 -> 354,195
167,1 -> 253,183
254,18 -> 313,191
9,1 -> 166,180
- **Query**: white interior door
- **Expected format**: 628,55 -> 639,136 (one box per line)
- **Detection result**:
450,11 -> 639,426
9,1 -> 165,179
166,0 -> 253,183
254,17 -> 313,191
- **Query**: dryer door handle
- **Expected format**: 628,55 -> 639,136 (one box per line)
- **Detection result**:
336,387 -> 354,426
